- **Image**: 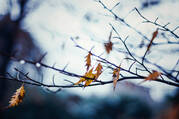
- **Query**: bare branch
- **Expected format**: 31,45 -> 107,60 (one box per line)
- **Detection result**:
135,7 -> 179,38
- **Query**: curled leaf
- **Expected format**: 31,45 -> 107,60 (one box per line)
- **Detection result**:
85,52 -> 92,71
138,71 -> 161,85
146,29 -> 158,52
84,68 -> 95,87
104,30 -> 113,54
95,63 -> 103,79
104,41 -> 113,54
113,67 -> 120,91
74,77 -> 86,85
75,68 -> 95,87
145,71 -> 161,81
8,84 -> 25,108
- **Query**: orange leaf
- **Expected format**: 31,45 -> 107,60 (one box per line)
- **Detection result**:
95,63 -> 103,79
146,29 -> 158,52
113,67 -> 120,91
85,52 -> 92,71
84,68 -> 95,86
145,71 -> 161,81
8,84 -> 25,108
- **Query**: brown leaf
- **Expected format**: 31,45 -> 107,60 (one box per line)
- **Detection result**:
85,52 -> 92,71
145,71 -> 161,81
146,29 -> 158,52
104,30 -> 113,54
113,67 -> 120,91
95,63 -> 103,79
138,71 -> 161,85
104,42 -> 113,54
8,84 -> 25,108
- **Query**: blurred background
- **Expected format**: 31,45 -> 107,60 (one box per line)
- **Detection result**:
0,0 -> 178,118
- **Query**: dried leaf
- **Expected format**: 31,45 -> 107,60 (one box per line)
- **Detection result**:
74,77 -> 86,85
104,30 -> 113,54
84,68 -> 95,87
113,67 -> 120,91
138,71 -> 161,85
95,63 -> 103,79
85,52 -> 92,71
145,71 -> 161,81
8,84 -> 25,108
104,41 -> 113,54
75,68 -> 95,87
146,29 -> 158,52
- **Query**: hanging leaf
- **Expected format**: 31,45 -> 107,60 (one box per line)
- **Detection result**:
138,71 -> 161,85
104,41 -> 113,54
104,30 -> 113,54
8,84 -> 25,108
145,71 -> 161,81
146,29 -> 158,52
95,63 -> 103,79
113,67 -> 120,91
85,52 -> 92,71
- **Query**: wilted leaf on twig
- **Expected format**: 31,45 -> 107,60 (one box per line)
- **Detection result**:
104,30 -> 113,54
85,52 -> 92,71
113,67 -> 120,91
139,70 -> 161,85
146,29 -> 158,52
75,68 -> 95,87
95,63 -> 103,79
8,84 -> 25,108
84,68 -> 96,87
145,70 -> 161,81
75,63 -> 103,87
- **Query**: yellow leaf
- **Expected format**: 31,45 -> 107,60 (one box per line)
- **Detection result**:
113,67 -> 120,91
75,68 -> 95,87
85,68 -> 94,77
74,77 -> 86,85
84,79 -> 94,87
84,68 -> 95,87
85,52 -> 92,71
8,84 -> 25,108
145,71 -> 161,81
95,63 -> 103,79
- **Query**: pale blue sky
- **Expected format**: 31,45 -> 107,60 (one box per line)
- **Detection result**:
1,0 -> 178,101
